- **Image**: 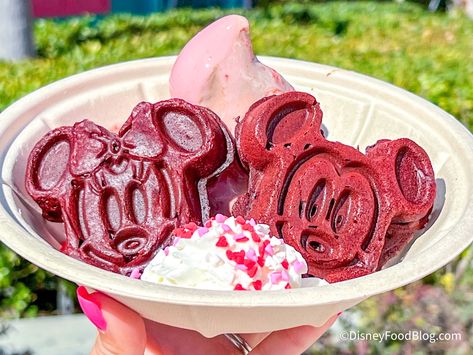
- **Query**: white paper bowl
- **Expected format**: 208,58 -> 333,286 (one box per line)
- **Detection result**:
1,57 -> 472,337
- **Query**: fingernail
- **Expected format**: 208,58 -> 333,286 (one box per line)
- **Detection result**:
337,311 -> 343,316
77,286 -> 107,331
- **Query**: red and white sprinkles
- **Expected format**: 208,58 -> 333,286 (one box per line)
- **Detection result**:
140,215 -> 309,291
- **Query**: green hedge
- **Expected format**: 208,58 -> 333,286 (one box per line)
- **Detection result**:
1,2 -> 472,125
1,1 -> 472,321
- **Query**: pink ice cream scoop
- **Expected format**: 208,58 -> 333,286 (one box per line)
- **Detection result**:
169,15 -> 294,135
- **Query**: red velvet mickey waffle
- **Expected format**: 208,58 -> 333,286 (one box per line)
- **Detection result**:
233,92 -> 436,282
25,99 -> 235,274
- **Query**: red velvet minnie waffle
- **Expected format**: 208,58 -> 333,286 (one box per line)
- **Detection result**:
233,92 -> 436,282
26,99 -> 235,274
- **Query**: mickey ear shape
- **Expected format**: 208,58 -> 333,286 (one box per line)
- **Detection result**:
367,138 -> 436,223
152,98 -> 233,177
25,127 -> 73,222
236,92 -> 323,169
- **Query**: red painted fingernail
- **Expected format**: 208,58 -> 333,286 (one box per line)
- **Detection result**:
77,286 -> 107,331
337,311 -> 343,316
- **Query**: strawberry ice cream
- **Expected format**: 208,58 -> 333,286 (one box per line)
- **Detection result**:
169,15 -> 294,135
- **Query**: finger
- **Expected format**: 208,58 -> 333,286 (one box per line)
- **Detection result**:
239,332 -> 270,348
144,319 -> 241,355
77,286 -> 147,355
250,314 -> 339,355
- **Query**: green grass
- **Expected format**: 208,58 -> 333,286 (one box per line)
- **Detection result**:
1,1 -> 472,126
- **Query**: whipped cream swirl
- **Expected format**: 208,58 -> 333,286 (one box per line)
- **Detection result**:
141,215 -> 316,291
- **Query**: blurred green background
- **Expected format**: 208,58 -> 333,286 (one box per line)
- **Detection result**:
1,0 -> 472,353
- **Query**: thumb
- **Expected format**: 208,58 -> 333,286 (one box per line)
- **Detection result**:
77,286 -> 146,355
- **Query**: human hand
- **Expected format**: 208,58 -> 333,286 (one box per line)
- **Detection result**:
77,286 -> 339,355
